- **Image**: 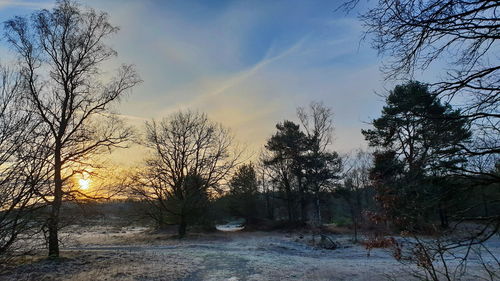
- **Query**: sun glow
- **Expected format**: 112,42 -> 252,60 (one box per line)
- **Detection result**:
78,178 -> 91,190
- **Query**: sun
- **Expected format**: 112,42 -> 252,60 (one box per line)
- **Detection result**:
78,178 -> 91,190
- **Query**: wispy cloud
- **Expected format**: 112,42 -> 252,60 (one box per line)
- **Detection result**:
0,0 -> 393,163
178,36 -> 308,110
0,0 -> 51,10
92,0 -> 389,157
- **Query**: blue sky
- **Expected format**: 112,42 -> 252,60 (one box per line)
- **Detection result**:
0,0 -> 403,163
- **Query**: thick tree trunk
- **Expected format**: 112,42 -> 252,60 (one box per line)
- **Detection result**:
47,216 -> 59,257
48,147 -> 63,258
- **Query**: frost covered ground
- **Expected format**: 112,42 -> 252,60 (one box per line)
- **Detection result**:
1,225 -> 499,281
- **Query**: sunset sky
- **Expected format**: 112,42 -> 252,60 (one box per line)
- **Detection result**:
0,0 -> 439,165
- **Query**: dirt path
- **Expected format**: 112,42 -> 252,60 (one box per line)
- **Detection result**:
181,251 -> 257,281
54,232 -> 402,281
2,229 -> 499,281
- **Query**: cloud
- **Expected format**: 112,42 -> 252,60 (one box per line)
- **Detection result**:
175,36 -> 308,110
0,0 -> 51,10
0,0 -> 391,164
94,0 -> 388,158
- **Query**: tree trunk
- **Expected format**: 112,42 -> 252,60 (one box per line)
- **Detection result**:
348,202 -> 358,243
286,192 -> 293,222
438,204 -> 448,229
263,174 -> 274,220
315,191 -> 321,225
266,192 -> 274,220
298,177 -> 307,223
355,190 -> 362,224
481,187 -> 489,217
283,178 -> 293,222
353,219 -> 358,243
178,218 -> 187,238
48,146 -> 63,258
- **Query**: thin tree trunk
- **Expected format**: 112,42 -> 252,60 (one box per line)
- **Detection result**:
348,201 -> 358,243
265,192 -> 270,219
266,192 -> 274,220
263,172 -> 274,220
283,176 -> 293,222
48,146 -> 62,258
353,219 -> 358,243
298,177 -> 307,223
178,217 -> 187,238
438,203 -> 448,229
482,187 -> 489,217
286,191 -> 293,222
315,190 -> 321,225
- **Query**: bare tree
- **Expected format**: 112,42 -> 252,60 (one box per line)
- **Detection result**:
0,65 -> 49,261
133,111 -> 240,237
297,102 -> 342,225
390,233 -> 500,281
337,149 -> 372,242
297,102 -> 334,153
3,0 -> 141,257
256,157 -> 276,220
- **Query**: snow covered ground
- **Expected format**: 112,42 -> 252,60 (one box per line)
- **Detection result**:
1,226 -> 499,281
215,221 -> 245,232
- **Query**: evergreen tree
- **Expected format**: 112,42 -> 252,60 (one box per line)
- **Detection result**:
363,81 -> 471,229
228,164 -> 259,223
264,121 -> 308,222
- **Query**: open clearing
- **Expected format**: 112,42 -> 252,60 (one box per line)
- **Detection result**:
1,226 -> 499,281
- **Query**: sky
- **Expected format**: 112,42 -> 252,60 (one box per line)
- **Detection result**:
0,0 -> 403,165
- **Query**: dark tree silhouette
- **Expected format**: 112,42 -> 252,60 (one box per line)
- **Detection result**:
264,121 -> 308,223
227,163 -> 260,223
4,0 -> 140,257
360,82 -> 500,280
0,65 -> 49,259
363,82 -> 471,175
134,111 -> 239,237
363,81 -> 471,229
344,0 -> 499,178
258,156 -> 277,220
337,149 -> 372,242
342,2 -> 500,276
298,102 -> 342,225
